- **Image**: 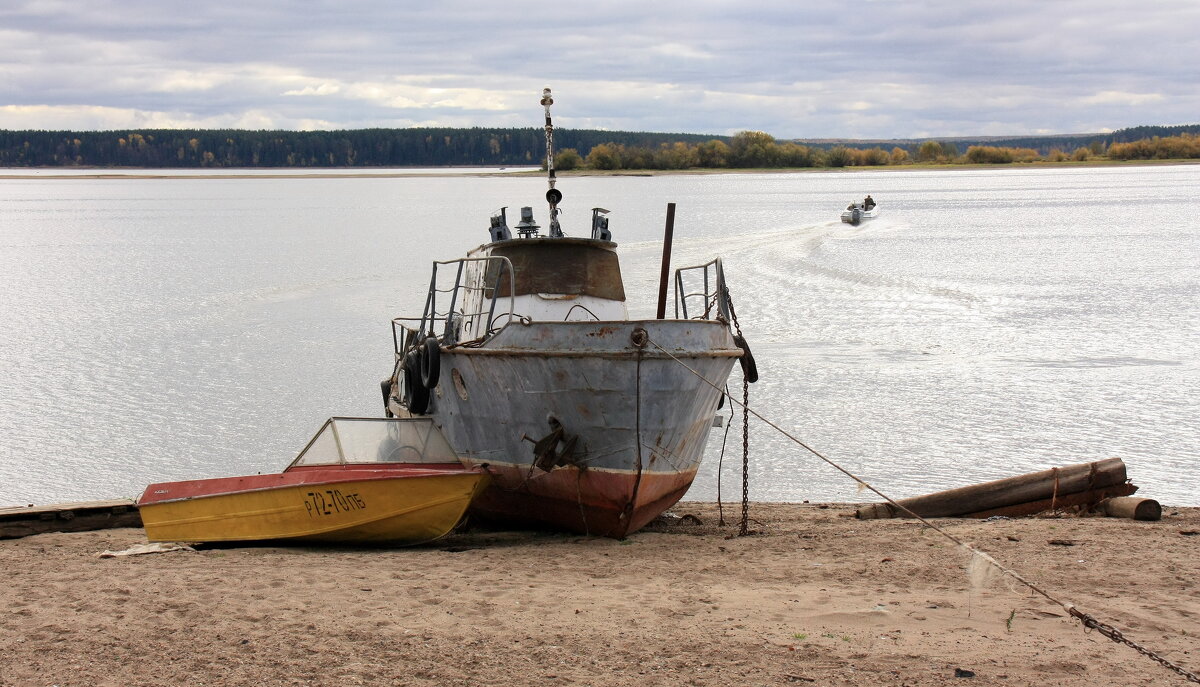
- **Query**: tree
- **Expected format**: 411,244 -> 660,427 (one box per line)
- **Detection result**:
654,142 -> 698,170
778,142 -> 817,167
857,147 -> 890,166
585,143 -> 622,170
916,140 -> 942,162
696,140 -> 730,168
966,146 -> 1013,163
554,148 -> 583,170
729,131 -> 778,167
825,146 -> 850,167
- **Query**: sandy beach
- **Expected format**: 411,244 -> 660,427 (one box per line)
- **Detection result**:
2,502 -> 1198,686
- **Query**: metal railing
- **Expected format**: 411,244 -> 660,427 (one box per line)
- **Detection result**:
674,257 -> 730,321
392,255 -> 516,356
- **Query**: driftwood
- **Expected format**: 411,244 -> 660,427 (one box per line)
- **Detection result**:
856,458 -> 1129,520
1099,496 -> 1161,521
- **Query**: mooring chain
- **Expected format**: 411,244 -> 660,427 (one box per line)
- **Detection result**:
725,288 -> 746,342
641,333 -> 1200,685
1070,608 -> 1200,683
724,289 -> 752,536
739,376 -> 750,535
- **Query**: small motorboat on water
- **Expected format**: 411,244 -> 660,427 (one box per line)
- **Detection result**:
137,417 -> 490,545
840,195 -> 879,225
380,88 -> 756,538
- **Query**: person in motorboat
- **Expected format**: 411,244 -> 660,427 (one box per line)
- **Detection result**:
863,195 -> 875,210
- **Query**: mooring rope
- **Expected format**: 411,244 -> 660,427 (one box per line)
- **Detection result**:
644,335 -> 1200,684
715,385 -> 733,526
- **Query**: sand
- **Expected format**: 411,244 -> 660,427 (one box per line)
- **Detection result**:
2,502 -> 1197,686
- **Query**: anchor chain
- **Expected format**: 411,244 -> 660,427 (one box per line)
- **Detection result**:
739,376 -> 750,535
1069,608 -> 1200,683
724,290 -> 752,536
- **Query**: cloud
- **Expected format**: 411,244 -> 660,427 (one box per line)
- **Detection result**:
0,104 -> 340,131
651,42 -> 715,60
1082,91 -> 1166,106
0,0 -> 1197,137
282,84 -> 342,97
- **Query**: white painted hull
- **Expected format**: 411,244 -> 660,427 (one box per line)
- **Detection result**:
841,205 -> 879,224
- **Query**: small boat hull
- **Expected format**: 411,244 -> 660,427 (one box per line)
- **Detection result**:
840,206 -> 879,224
137,465 -> 489,545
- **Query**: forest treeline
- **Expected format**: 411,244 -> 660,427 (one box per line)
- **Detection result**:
0,124 -> 1197,169
0,128 -> 718,168
559,131 -> 1200,170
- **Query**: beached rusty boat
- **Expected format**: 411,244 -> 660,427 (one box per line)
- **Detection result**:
380,89 -> 753,537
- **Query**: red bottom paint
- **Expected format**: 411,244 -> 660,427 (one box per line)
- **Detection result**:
466,462 -> 698,538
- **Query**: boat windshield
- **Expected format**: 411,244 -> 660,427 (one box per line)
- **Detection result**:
287,417 -> 460,468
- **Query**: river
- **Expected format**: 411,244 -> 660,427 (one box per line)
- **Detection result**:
1,164 -> 1196,506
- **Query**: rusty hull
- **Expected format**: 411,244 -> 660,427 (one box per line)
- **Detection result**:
418,319 -> 740,537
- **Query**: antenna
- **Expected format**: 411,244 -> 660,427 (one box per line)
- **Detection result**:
541,87 -> 563,237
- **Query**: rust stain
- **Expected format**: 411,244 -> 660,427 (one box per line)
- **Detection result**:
587,326 -> 620,338
488,241 -> 626,301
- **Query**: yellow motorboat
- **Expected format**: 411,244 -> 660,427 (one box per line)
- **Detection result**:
137,417 -> 489,545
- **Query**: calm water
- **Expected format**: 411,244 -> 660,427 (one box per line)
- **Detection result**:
1,165 -> 1197,506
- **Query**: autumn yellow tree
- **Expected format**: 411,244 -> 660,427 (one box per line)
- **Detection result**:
585,143 -> 622,170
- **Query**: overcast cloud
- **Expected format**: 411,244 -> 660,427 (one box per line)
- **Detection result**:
1,0 -> 1196,138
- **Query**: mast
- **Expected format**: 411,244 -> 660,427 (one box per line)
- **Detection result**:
542,87 -> 564,237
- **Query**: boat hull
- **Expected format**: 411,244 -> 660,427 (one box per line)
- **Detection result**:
416,319 -> 740,537
137,465 -> 489,545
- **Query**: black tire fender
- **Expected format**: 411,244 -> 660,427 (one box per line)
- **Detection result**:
421,337 -> 441,389
380,377 -> 394,417
732,333 -> 759,383
403,351 -> 430,414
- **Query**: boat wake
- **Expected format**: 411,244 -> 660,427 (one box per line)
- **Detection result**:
622,220 -> 985,329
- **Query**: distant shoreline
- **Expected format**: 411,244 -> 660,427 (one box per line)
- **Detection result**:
2,158 -> 1197,180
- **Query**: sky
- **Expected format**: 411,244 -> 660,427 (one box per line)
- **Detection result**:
1,0 -> 1196,139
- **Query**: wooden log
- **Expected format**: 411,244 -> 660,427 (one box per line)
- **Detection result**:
855,458 -> 1127,520
964,483 -> 1136,518
1099,496 -> 1161,521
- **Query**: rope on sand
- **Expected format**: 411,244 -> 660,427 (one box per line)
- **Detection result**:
645,335 -> 1200,685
